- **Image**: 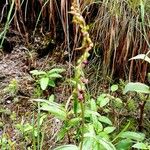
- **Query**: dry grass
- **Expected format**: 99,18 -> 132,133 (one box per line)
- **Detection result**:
0,0 -> 150,82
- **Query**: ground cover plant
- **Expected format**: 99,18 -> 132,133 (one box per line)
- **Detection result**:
0,0 -> 150,150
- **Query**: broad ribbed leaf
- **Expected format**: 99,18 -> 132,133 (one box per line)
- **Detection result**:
98,116 -> 112,125
30,70 -> 46,75
40,77 -> 49,90
49,73 -> 62,78
119,131 -> 145,141
40,103 -> 66,120
132,142 -> 148,149
48,80 -> 55,87
104,127 -> 116,134
48,68 -> 65,74
97,137 -> 116,150
99,97 -> 110,108
97,94 -> 110,108
82,137 -> 94,150
116,139 -> 132,149
33,99 -> 66,120
85,110 -> 101,117
124,82 -> 150,94
48,94 -> 55,102
54,145 -> 78,150
68,118 -> 81,127
90,98 -> 97,111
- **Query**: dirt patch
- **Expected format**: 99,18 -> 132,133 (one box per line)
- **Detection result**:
0,37 -> 70,149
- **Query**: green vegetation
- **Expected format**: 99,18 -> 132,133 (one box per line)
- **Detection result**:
0,0 -> 150,149
30,68 -> 65,91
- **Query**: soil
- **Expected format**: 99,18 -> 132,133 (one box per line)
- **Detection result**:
0,34 -> 70,149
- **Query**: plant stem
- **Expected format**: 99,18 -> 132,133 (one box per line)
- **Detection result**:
37,102 -> 41,150
32,112 -> 36,150
80,101 -> 84,150
69,1 -> 93,149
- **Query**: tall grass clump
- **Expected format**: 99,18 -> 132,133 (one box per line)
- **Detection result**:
0,0 -> 150,81
0,0 -> 15,48
88,0 -> 150,82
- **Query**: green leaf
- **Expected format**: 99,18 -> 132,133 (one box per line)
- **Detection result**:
30,70 -> 46,76
97,94 -> 106,103
94,121 -> 103,133
91,114 -> 99,130
123,82 -> 150,94
48,80 -> 55,87
82,137 -> 94,150
98,116 -> 112,125
99,97 -> 110,108
85,110 -> 100,118
129,54 -> 150,63
84,124 -> 95,136
90,98 -> 97,111
112,121 -> 131,142
57,127 -> 68,141
39,114 -> 47,126
97,94 -> 110,108
54,144 -> 78,150
110,84 -> 118,92
48,68 -> 65,74
119,131 -> 145,141
98,132 -> 109,140
49,73 -> 62,78
132,142 -> 148,149
24,123 -> 33,132
40,77 -> 49,90
68,118 -> 81,127
96,137 -> 116,150
40,104 -> 66,120
104,127 -> 116,134
116,139 -> 133,150
48,94 -> 55,102
33,99 -> 66,120
73,98 -> 78,115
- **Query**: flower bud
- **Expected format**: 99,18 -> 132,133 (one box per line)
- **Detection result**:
81,77 -> 88,84
83,60 -> 88,65
78,93 -> 84,101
